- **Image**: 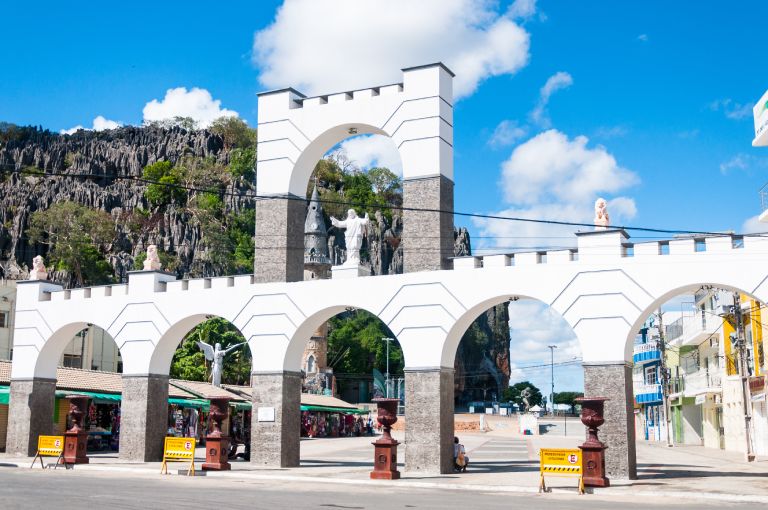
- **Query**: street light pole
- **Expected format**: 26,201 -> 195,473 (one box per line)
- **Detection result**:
548,345 -> 557,415
382,337 -> 395,398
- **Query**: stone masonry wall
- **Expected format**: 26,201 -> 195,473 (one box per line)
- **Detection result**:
251,371 -> 302,467
254,198 -> 305,283
404,368 -> 454,474
402,176 -> 454,273
120,374 -> 169,462
6,378 -> 56,456
583,363 -> 637,479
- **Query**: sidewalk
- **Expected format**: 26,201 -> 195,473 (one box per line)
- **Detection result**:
3,431 -> 768,503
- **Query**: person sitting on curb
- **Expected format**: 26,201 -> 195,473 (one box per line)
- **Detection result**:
454,436 -> 468,472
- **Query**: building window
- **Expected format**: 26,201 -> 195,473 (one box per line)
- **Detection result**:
307,355 -> 316,373
645,366 -> 658,385
62,354 -> 83,369
0,311 -> 7,329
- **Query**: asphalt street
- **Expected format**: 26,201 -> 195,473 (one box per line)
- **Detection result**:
0,467 -> 754,510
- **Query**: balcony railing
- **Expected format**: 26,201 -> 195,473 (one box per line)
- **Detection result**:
633,381 -> 663,404
676,312 -> 721,346
683,370 -> 722,397
633,341 -> 662,363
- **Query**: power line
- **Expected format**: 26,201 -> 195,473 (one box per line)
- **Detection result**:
0,165 -> 760,238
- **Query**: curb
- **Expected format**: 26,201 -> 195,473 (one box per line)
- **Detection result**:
55,464 -> 768,503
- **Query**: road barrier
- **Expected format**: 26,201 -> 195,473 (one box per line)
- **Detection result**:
539,448 -> 584,494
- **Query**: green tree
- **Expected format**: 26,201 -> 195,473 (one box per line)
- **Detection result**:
170,318 -> 251,385
209,117 -> 256,149
142,161 -> 185,207
229,147 -> 255,180
502,381 -> 544,408
27,202 -> 115,286
553,391 -> 584,414
327,310 -> 403,376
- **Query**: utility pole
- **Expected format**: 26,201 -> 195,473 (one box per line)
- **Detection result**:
731,293 -> 756,462
381,337 -> 395,398
657,309 -> 673,447
548,345 -> 557,415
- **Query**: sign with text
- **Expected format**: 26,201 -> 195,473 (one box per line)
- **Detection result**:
37,435 -> 64,456
31,435 -> 64,469
539,448 -> 584,494
161,437 -> 195,476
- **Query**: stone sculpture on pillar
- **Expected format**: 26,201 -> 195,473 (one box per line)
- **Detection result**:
142,244 -> 162,271
593,198 -> 610,230
370,398 -> 400,480
331,209 -> 370,267
28,255 -> 48,281
203,397 -> 231,471
196,337 -> 246,387
63,395 -> 89,464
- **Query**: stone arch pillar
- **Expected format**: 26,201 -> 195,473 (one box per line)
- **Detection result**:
254,63 -> 455,283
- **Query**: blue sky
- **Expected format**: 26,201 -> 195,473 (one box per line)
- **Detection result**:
2,1 -> 766,394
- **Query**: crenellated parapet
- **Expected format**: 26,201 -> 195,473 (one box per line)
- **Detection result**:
12,229 -> 768,381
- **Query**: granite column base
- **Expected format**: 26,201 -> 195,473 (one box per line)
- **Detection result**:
250,371 -> 302,468
583,362 -> 637,480
404,368 -> 454,474
6,378 -> 56,456
119,374 -> 169,462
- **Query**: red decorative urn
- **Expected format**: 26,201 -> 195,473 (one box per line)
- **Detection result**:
64,395 -> 89,464
370,398 -> 400,480
202,398 -> 231,471
576,397 -> 609,487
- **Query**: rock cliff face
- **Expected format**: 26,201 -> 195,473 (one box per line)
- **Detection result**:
0,126 -> 250,281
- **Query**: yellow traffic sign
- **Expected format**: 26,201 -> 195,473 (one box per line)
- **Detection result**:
539,448 -> 584,494
161,437 -> 196,476
31,435 -> 64,469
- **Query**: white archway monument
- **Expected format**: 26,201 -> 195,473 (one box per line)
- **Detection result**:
254,63 -> 455,282
8,227 -> 768,479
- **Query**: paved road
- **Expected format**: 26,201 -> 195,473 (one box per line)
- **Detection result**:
0,467 -> 753,509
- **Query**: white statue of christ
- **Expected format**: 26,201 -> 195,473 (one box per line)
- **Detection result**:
331,209 -> 370,267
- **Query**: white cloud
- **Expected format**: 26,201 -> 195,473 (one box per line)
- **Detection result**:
530,71 -> 573,127
507,0 -> 537,19
473,129 -> 638,251
60,125 -> 85,135
719,154 -> 750,174
637,34 -> 648,42
488,120 -> 528,148
499,129 -> 638,205
742,215 -> 765,234
594,125 -> 628,139
709,98 -> 753,120
338,134 -> 403,175
253,0 -> 531,99
60,115 -> 121,135
142,87 -> 238,128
